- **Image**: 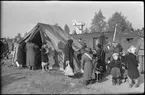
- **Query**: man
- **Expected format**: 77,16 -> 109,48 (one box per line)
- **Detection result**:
136,35 -> 144,74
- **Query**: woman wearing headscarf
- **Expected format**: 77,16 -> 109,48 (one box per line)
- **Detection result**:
122,46 -> 140,88
95,44 -> 106,73
64,39 -> 74,71
81,47 -> 95,85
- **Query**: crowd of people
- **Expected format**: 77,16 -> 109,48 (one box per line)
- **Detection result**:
63,36 -> 144,88
6,34 -> 144,88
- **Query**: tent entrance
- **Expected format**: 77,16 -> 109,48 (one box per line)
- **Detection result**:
31,31 -> 43,48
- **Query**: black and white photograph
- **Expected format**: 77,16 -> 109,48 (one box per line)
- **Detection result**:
1,1 -> 144,94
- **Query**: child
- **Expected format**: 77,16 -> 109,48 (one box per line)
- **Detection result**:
122,46 -> 140,88
109,53 -> 122,85
41,43 -> 49,72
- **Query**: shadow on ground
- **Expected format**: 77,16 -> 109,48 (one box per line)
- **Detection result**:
1,73 -> 26,87
68,72 -> 83,79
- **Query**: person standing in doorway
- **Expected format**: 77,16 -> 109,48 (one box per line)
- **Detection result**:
25,40 -> 35,70
41,43 -> 49,72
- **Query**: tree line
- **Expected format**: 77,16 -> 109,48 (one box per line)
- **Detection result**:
4,10 -> 144,42
65,10 -> 143,35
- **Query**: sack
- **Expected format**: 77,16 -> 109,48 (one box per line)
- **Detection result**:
64,61 -> 74,76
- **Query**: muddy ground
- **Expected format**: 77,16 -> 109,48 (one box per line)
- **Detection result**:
1,59 -> 144,94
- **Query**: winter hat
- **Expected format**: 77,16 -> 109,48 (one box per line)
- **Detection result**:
127,45 -> 136,53
112,53 -> 119,57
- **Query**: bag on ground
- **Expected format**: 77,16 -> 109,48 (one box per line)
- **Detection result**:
64,61 -> 74,76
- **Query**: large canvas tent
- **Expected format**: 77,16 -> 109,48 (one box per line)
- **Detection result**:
15,23 -> 82,70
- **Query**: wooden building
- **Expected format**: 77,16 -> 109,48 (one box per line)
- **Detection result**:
71,31 -> 140,51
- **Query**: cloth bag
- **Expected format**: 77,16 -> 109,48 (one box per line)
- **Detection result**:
64,61 -> 74,76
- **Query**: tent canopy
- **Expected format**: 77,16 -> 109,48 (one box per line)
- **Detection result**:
18,22 -> 82,70
19,22 -> 82,51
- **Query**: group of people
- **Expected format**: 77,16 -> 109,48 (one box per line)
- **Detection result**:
10,35 -> 144,88
63,36 -> 144,88
11,40 -> 50,71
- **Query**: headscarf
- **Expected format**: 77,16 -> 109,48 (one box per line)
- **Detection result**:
84,47 -> 91,54
127,45 -> 136,53
97,44 -> 102,49
67,39 -> 73,47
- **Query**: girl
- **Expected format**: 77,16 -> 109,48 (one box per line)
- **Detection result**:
41,43 -> 49,72
109,53 -> 122,85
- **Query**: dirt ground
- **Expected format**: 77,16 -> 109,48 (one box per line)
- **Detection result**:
1,59 -> 144,94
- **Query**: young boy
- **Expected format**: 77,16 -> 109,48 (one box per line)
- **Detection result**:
41,43 -> 49,72
109,53 -> 122,85
122,46 -> 140,88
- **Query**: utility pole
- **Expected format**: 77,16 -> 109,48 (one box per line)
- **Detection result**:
113,24 -> 117,42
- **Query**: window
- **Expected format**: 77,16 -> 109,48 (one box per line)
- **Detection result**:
126,38 -> 134,43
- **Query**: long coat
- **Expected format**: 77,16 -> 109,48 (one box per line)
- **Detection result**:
96,48 -> 106,73
34,44 -> 41,67
109,59 -> 122,78
122,53 -> 140,79
81,53 -> 95,81
64,44 -> 74,70
17,43 -> 26,66
26,43 -> 35,67
13,43 -> 19,63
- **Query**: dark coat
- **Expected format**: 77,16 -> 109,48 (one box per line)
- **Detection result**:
81,53 -> 95,81
96,48 -> 106,72
64,44 -> 74,70
26,43 -> 35,67
17,43 -> 26,66
41,48 -> 49,62
122,53 -> 140,79
109,59 -> 122,78
34,44 -> 41,67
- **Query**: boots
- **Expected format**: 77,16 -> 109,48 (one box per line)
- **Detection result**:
117,79 -> 121,85
112,77 -> 117,85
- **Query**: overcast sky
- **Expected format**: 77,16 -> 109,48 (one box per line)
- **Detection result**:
1,1 -> 144,38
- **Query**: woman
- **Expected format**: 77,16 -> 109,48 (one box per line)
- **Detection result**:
17,42 -> 26,68
95,44 -> 106,73
64,39 -> 74,71
25,40 -> 35,70
34,43 -> 40,69
122,46 -> 140,88
81,47 -> 95,85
